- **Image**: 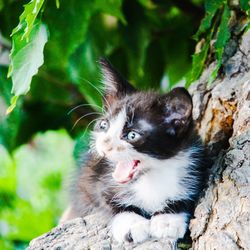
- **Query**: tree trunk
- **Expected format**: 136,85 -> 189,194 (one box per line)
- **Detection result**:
189,28 -> 250,250
27,30 -> 250,250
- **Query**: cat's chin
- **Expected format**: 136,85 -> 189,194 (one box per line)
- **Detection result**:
112,160 -> 140,184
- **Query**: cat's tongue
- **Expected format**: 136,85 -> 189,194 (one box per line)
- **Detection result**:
112,160 -> 140,184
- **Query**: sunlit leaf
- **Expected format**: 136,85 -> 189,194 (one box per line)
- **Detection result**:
9,22 -> 48,96
11,0 -> 45,40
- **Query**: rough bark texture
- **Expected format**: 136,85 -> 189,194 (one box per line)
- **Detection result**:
28,30 -> 250,250
189,29 -> 250,250
27,213 -> 175,250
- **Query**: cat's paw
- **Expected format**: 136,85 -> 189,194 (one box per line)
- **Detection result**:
111,212 -> 150,244
150,213 -> 188,241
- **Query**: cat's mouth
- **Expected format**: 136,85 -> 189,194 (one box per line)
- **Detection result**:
112,160 -> 141,184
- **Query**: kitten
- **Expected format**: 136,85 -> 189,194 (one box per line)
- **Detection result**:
61,58 -> 209,244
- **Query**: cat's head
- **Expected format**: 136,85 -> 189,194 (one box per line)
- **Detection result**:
92,58 -> 193,184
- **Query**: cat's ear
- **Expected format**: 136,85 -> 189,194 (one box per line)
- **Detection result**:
163,87 -> 193,136
99,58 -> 135,107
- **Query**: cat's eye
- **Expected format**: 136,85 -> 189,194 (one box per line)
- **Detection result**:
127,131 -> 141,142
99,120 -> 109,131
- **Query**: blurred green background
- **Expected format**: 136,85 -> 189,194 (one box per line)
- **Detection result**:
1,0 -> 248,249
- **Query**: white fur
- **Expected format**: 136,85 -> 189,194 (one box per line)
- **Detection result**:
111,212 -> 150,243
131,152 -> 191,212
112,149 -> 199,213
150,213 -> 188,240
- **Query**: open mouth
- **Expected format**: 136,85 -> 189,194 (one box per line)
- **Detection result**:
112,160 -> 141,184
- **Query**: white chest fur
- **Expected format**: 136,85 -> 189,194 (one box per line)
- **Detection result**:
122,150 -> 195,213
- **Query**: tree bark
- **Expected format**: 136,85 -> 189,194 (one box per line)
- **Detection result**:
27,30 -> 250,250
189,29 -> 250,250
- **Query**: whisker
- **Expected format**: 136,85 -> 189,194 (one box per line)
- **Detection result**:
82,117 -> 100,138
75,76 -> 105,99
74,76 -> 112,114
68,103 -> 103,115
71,112 -> 100,131
81,77 -> 105,97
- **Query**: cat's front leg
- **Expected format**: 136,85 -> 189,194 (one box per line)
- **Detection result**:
111,212 -> 150,244
150,213 -> 189,241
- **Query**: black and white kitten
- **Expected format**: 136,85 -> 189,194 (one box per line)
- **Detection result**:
61,59 -> 208,244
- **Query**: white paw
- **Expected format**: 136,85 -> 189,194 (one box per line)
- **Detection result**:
111,212 -> 150,244
150,213 -> 188,241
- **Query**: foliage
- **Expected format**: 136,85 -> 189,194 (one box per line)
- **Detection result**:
4,0 -> 203,116
0,130 -> 74,249
186,0 -> 250,87
7,22 -> 48,113
7,0 -> 47,112
0,0 -> 249,249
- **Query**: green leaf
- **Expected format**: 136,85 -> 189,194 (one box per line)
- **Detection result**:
95,0 -> 126,24
185,41 -> 210,87
214,5 -> 231,50
11,0 -> 45,40
0,67 -> 22,150
209,4 -> 231,84
8,21 -> 48,97
239,0 -> 250,13
194,0 -> 223,40
43,0 -> 94,71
